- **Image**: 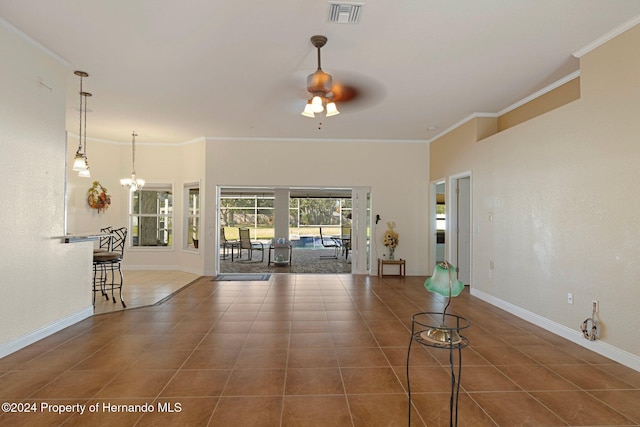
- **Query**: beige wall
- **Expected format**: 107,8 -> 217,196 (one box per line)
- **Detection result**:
67,137 -> 430,277
0,24 -> 92,355
497,77 -> 581,131
67,138 -> 207,274
203,139 -> 430,275
430,25 -> 640,365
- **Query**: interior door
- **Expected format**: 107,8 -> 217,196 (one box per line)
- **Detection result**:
456,177 -> 471,284
351,187 -> 371,275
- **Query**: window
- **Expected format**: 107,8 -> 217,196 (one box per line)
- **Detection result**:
185,184 -> 200,249
436,203 -> 446,230
289,197 -> 351,237
129,185 -> 173,247
220,195 -> 275,240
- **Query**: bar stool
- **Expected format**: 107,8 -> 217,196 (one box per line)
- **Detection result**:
93,227 -> 127,307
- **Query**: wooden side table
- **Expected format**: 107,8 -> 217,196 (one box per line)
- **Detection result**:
377,258 -> 406,277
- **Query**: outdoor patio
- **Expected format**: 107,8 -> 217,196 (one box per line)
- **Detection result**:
219,247 -> 352,274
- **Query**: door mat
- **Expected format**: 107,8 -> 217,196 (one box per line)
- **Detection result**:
213,274 -> 271,282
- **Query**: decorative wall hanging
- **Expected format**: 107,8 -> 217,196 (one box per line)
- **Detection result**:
88,181 -> 111,213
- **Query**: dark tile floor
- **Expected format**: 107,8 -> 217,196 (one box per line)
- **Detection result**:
1,274 -> 639,426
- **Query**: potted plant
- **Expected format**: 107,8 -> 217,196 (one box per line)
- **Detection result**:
383,221 -> 399,260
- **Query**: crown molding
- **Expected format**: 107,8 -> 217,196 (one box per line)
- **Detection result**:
573,14 -> 640,58
0,17 -> 71,67
205,136 -> 428,144
497,71 -> 580,116
428,71 -> 581,144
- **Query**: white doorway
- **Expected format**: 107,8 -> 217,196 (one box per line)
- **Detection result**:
429,180 -> 446,269
450,174 -> 471,285
215,186 -> 371,276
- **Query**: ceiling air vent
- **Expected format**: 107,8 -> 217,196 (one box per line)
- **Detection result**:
328,2 -> 363,24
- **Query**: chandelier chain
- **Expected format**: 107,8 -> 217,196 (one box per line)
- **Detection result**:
131,132 -> 138,174
77,75 -> 84,153
83,92 -> 88,158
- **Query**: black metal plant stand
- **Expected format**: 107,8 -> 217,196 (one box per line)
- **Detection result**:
406,312 -> 470,427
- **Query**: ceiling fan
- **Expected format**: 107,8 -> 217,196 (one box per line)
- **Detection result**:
300,35 -> 362,118
299,35 -> 385,118
301,35 -> 338,118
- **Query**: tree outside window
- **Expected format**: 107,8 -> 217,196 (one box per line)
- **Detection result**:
220,195 -> 351,240
129,185 -> 173,247
220,196 -> 274,240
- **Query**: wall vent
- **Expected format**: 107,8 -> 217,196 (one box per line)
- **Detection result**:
328,2 -> 363,24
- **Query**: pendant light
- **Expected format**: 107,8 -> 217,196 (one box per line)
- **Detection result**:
120,132 -> 145,191
77,90 -> 92,177
72,71 -> 91,173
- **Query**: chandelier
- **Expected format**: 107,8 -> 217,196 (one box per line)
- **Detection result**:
301,35 -> 339,118
120,132 -> 145,191
71,71 -> 92,177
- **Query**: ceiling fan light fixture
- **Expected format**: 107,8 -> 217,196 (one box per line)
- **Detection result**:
325,101 -> 340,117
307,69 -> 332,94
302,35 -> 342,119
301,102 -> 316,118
311,95 -> 325,113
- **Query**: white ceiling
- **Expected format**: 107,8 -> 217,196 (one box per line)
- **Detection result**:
2,1 -> 640,144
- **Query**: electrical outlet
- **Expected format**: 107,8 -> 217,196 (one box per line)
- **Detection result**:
592,300 -> 599,313
567,293 -> 573,304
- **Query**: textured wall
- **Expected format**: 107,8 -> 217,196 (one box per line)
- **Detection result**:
430,25 -> 640,360
0,24 -> 92,350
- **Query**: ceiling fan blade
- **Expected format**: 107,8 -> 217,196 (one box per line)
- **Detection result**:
330,83 -> 359,103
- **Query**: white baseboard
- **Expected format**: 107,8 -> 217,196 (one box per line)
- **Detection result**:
0,306 -> 94,359
470,288 -> 640,372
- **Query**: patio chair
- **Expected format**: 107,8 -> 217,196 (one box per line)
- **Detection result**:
341,225 -> 352,260
319,227 -> 340,259
221,227 -> 240,261
238,227 -> 265,261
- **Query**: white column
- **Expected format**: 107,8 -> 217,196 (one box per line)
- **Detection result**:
273,188 -> 290,262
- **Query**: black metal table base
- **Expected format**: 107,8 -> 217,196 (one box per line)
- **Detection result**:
406,312 -> 470,427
